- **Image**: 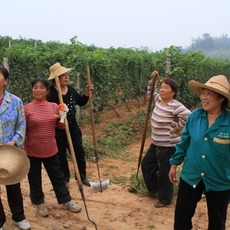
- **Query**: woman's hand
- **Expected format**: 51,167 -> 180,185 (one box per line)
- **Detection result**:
151,70 -> 159,78
168,165 -> 178,184
84,83 -> 94,97
6,141 -> 16,146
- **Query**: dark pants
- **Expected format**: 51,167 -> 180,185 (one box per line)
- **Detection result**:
0,183 -> 26,227
174,178 -> 230,230
28,154 -> 71,205
141,143 -> 174,204
55,128 -> 87,182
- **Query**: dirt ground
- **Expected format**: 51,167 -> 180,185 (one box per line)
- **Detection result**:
1,100 -> 230,230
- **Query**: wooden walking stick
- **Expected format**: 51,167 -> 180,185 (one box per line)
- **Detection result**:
54,76 -> 97,229
128,73 -> 157,193
86,65 -> 103,192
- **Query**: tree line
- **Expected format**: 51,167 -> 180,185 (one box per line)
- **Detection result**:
183,33 -> 230,59
0,35 -> 230,115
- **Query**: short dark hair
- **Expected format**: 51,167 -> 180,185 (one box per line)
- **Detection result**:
218,93 -> 228,108
162,78 -> 178,98
31,78 -> 50,90
0,66 -> 9,80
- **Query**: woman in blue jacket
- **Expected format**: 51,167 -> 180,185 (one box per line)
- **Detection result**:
169,75 -> 230,230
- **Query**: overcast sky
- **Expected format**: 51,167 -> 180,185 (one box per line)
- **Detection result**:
2,0 -> 229,51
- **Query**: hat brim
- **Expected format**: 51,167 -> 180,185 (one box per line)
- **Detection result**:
48,67 -> 72,80
188,80 -> 230,109
0,145 -> 30,185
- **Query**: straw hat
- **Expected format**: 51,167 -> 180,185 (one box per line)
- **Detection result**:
48,62 -> 72,80
0,145 -> 30,185
188,75 -> 230,109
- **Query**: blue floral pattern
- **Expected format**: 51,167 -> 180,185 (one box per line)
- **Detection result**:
0,91 -> 26,147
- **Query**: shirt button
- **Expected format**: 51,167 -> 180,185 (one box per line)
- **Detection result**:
204,137 -> 208,141
202,155 -> 206,158
201,173 -> 204,176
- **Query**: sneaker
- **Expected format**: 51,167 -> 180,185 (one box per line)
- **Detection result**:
37,203 -> 49,217
12,219 -> 31,230
154,200 -> 170,208
82,178 -> 90,186
62,199 -> 81,213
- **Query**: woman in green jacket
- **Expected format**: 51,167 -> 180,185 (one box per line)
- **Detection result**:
169,75 -> 230,230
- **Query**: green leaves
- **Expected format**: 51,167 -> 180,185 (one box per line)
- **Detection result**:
1,36 -> 230,110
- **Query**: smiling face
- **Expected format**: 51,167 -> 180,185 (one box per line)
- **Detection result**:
32,81 -> 49,101
200,88 -> 224,112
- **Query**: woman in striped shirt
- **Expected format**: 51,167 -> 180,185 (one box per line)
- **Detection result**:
24,78 -> 81,218
141,70 -> 190,208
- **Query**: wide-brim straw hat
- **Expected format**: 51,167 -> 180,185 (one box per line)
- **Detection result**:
0,145 -> 30,185
48,62 -> 72,80
188,75 -> 230,109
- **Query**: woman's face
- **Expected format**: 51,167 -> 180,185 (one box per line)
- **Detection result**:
32,81 -> 49,101
159,82 -> 175,102
200,88 -> 224,112
59,72 -> 70,87
0,72 -> 8,90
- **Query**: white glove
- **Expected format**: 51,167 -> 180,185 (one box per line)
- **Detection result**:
59,104 -> 69,123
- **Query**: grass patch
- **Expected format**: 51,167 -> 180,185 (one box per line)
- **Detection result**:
83,109 -> 150,159
110,176 -> 129,186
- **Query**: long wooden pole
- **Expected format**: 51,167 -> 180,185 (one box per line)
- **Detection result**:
86,65 -> 102,192
129,74 -> 157,192
54,76 -> 82,186
54,76 -> 97,229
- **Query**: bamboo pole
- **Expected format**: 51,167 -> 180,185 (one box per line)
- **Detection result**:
129,74 -> 157,192
54,76 -> 97,229
86,65 -> 102,192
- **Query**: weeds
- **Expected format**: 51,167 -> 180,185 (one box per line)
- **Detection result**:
83,109 -> 150,159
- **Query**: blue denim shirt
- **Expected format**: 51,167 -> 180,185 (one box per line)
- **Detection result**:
170,108 -> 230,191
0,91 -> 26,147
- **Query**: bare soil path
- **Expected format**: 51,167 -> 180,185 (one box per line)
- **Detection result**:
1,100 -> 229,229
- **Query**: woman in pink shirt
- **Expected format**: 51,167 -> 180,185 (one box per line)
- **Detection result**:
24,78 -> 81,218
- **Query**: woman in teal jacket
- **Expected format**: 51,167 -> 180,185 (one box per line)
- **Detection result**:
169,75 -> 230,230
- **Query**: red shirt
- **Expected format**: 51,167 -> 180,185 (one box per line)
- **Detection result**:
24,100 -> 60,158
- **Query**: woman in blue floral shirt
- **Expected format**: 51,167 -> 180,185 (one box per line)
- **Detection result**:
0,66 -> 31,230
169,75 -> 230,230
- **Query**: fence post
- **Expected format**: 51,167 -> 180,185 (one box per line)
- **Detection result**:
3,57 -> 10,72
75,72 -> 80,122
165,57 -> 171,75
3,57 -> 10,91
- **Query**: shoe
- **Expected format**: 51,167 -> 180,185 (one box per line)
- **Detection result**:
82,178 -> 90,186
148,192 -> 158,199
62,199 -> 81,213
12,219 -> 31,230
154,200 -> 170,208
37,203 -> 49,217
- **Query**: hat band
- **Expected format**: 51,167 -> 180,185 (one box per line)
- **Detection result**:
209,81 -> 229,91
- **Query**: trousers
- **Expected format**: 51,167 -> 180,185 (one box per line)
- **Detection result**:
174,178 -> 230,230
28,154 -> 71,205
55,127 -> 87,182
0,183 -> 26,227
141,143 -> 175,204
